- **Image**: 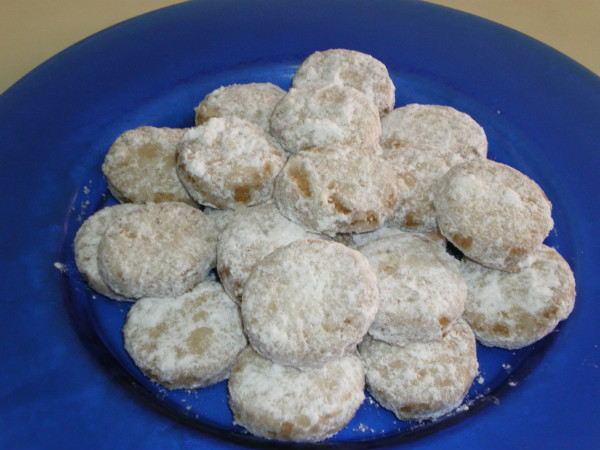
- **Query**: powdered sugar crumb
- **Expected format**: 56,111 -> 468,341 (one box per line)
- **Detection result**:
455,404 -> 469,413
353,423 -> 375,433
367,396 -> 379,406
76,199 -> 91,222
53,262 -> 67,273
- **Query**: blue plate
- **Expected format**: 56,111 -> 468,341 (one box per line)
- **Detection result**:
1,1 -> 599,449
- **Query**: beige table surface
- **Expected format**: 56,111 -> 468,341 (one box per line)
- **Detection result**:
1,0 -> 599,95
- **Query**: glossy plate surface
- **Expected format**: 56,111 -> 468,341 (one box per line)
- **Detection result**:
1,1 -> 599,449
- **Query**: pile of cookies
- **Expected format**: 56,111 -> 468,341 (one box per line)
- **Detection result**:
74,49 -> 576,442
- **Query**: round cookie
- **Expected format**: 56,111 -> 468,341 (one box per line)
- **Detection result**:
98,202 -> 217,299
358,233 -> 466,346
74,203 -> 142,300
383,145 -> 473,232
123,281 -> 247,390
461,245 -> 576,349
242,239 -> 379,368
292,49 -> 395,115
102,126 -> 194,204
176,117 -> 287,209
228,347 -> 365,442
217,203 -> 318,304
433,159 -> 554,272
380,104 -> 488,160
273,148 -> 400,236
269,84 -> 382,155
194,82 -> 286,132
359,318 -> 478,421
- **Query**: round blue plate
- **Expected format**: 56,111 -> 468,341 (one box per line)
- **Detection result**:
1,1 -> 599,449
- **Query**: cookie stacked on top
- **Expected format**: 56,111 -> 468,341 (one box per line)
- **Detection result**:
74,48 -> 575,443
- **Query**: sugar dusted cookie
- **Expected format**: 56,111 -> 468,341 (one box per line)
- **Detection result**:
292,49 -> 395,115
102,126 -> 193,204
273,148 -> 400,236
359,233 -> 466,346
98,202 -> 217,299
74,203 -> 142,300
359,318 -> 478,421
123,281 -> 247,389
380,104 -> 487,160
383,145 -> 471,232
217,203 -> 317,304
434,159 -> 554,272
176,117 -> 286,209
194,82 -> 286,132
242,239 -> 379,368
269,84 -> 382,155
228,347 -> 365,442
461,245 -> 576,349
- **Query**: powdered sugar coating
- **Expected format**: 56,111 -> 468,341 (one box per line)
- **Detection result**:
102,126 -> 193,204
359,318 -> 478,421
176,117 -> 287,209
123,281 -> 247,389
217,203 -> 318,304
273,149 -> 400,236
204,203 -> 275,237
74,203 -> 142,300
269,84 -> 382,155
348,226 -> 446,249
434,159 -> 554,272
461,245 -> 576,349
383,145 -> 474,232
380,104 -> 487,160
292,49 -> 395,115
202,206 -> 238,237
359,233 -> 466,346
228,347 -> 365,442
242,239 -> 379,368
98,202 -> 217,299
345,226 -> 407,249
194,83 -> 286,132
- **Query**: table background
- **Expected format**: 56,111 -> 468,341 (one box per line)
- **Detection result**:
1,0 -> 599,95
